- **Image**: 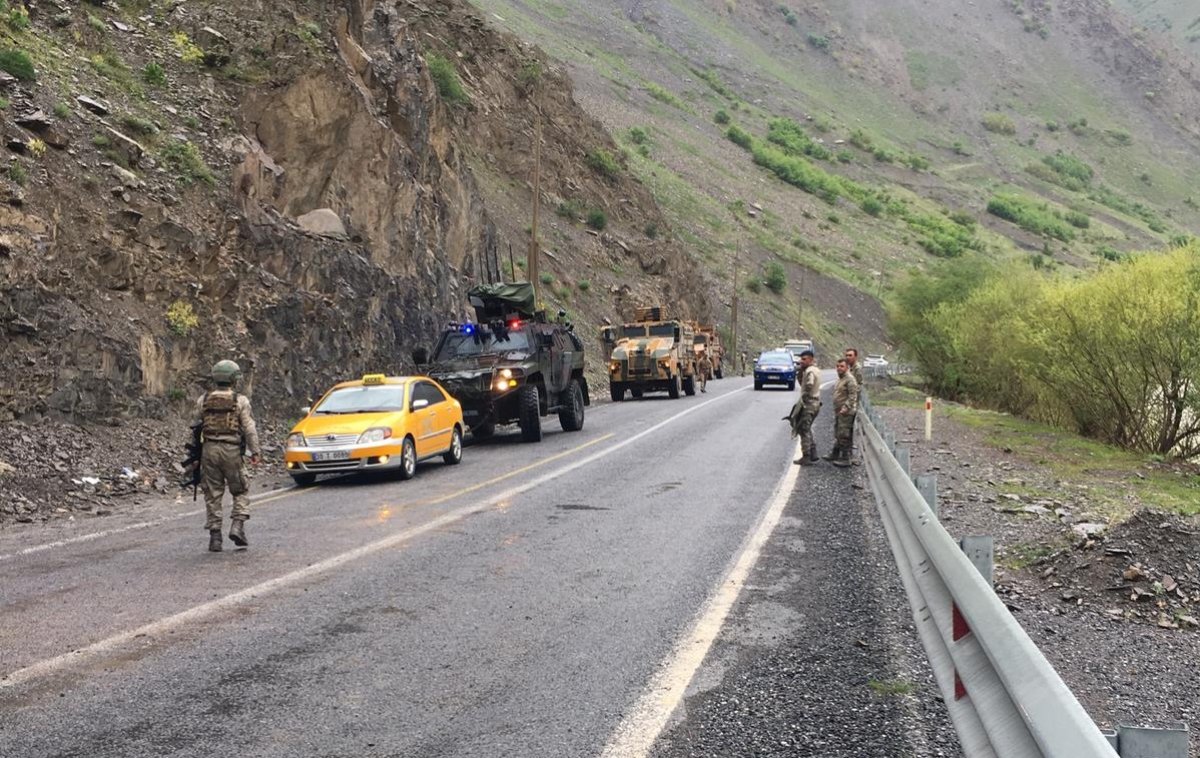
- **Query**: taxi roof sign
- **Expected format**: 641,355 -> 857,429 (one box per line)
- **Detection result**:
362,374 -> 387,386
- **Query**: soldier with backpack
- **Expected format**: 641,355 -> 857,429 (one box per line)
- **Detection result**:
193,360 -> 262,552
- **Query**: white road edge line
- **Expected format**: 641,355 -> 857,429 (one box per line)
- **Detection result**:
0,386 -> 749,690
0,486 -> 296,563
598,435 -> 806,758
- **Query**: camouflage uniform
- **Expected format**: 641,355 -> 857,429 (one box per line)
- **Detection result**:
850,361 -> 864,389
789,364 -> 822,463
193,389 -> 261,531
832,372 -> 859,467
697,354 -> 712,393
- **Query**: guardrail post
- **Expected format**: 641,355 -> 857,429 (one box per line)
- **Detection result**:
884,430 -> 896,454
1115,724 -> 1190,757
915,474 -> 937,517
959,536 -> 994,588
894,445 -> 911,476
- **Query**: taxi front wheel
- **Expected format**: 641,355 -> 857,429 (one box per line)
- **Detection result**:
291,473 -> 316,487
398,437 -> 417,480
443,428 -> 463,465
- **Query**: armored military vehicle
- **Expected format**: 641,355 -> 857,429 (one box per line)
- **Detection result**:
602,306 -> 697,401
416,283 -> 588,443
691,323 -> 725,379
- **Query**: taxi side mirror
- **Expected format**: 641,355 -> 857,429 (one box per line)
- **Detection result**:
412,347 -> 430,366
411,399 -> 430,411
300,406 -> 311,416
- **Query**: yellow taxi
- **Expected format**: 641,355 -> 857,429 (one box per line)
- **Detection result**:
284,374 -> 464,486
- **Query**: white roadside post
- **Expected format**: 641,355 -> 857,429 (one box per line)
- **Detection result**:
925,396 -> 933,442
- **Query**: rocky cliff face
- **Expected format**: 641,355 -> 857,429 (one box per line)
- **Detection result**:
0,0 -> 706,427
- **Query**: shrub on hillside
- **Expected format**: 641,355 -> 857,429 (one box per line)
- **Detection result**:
713,109 -> 730,125
986,193 -> 1075,241
726,124 -> 754,149
585,148 -> 621,180
981,112 -> 1017,135
427,54 -> 470,105
766,117 -> 831,160
586,209 -> 607,231
0,48 -> 34,81
764,262 -> 787,294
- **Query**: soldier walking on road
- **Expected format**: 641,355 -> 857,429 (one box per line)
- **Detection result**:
786,350 -> 822,466
194,360 -> 262,552
830,359 -> 859,468
697,351 -> 712,393
739,351 -> 748,377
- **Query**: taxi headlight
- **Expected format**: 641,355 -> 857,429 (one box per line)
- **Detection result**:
286,433 -> 306,449
357,428 -> 393,444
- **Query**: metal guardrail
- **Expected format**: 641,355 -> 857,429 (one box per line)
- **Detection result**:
857,392 -> 1120,758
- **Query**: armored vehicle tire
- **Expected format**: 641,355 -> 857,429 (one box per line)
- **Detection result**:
630,388 -> 643,398
754,381 -> 763,391
559,380 -> 585,432
788,380 -> 796,391
398,437 -> 417,480
291,473 -> 317,487
668,373 -> 681,399
519,384 -> 543,442
443,427 -> 463,464
683,376 -> 696,396
471,421 -> 495,439
610,383 -> 625,402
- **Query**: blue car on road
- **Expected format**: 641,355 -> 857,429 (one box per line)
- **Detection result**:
754,350 -> 797,391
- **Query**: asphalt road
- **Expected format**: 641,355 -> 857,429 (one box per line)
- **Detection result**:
0,374 -> 849,758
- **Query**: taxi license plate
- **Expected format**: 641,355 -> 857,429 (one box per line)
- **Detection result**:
312,451 -> 351,462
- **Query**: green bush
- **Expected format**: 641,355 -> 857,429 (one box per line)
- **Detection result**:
644,223 -> 658,239
121,114 -> 158,136
848,129 -> 872,150
766,117 -> 831,160
161,139 -> 215,185
982,112 -> 1017,135
143,62 -> 166,85
166,301 -> 199,336
904,153 -> 931,171
745,277 -> 762,294
807,33 -> 830,51
53,102 -> 71,119
585,148 -> 621,179
861,196 -> 885,217
7,161 -> 26,185
713,109 -> 730,125
586,209 -> 607,230
905,211 -> 979,257
555,198 -> 585,220
986,193 -> 1076,241
1064,210 -> 1090,229
628,126 -> 649,144
539,272 -> 554,285
427,53 -> 470,106
646,83 -> 683,108
0,48 -> 35,81
726,124 -> 754,150
764,261 -> 787,294
835,150 -> 854,163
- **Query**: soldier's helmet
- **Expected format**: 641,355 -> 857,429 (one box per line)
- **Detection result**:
211,360 -> 242,385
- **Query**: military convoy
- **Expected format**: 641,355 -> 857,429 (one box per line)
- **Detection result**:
602,306 -> 700,401
415,283 -> 589,443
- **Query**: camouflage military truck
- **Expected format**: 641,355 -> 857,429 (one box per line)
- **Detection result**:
415,283 -> 589,443
691,324 -> 725,379
602,306 -> 697,401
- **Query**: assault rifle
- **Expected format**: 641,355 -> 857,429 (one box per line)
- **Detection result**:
180,422 -> 203,500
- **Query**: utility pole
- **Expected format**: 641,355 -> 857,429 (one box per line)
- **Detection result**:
797,265 -> 807,336
528,83 -> 544,304
730,239 -> 740,358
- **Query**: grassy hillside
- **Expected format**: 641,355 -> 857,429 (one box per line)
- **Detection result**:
1114,0 -> 1200,50
468,0 -> 1200,356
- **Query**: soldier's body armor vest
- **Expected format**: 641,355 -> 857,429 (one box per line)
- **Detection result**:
202,391 -> 241,439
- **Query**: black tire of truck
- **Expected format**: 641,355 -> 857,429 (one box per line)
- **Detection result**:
683,375 -> 696,396
519,384 -> 543,442
610,383 -> 625,402
668,373 -> 681,399
559,379 -> 585,432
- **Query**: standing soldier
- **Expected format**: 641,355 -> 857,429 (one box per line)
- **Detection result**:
739,351 -> 748,377
194,360 -> 262,552
786,350 -> 822,466
845,347 -> 864,388
830,358 -> 859,468
697,350 -> 712,394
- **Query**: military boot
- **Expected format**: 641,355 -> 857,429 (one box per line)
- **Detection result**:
795,445 -> 818,466
833,448 -> 852,468
208,529 -> 223,552
808,446 -> 821,464
228,519 -> 248,547
822,445 -> 841,462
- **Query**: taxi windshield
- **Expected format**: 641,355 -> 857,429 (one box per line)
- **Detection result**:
435,330 -> 532,360
313,385 -> 407,414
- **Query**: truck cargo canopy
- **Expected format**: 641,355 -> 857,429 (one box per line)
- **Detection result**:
468,282 -> 537,319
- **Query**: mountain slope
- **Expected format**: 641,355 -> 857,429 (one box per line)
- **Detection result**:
468,0 -> 1200,353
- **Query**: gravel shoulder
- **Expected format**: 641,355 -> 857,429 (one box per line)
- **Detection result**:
873,382 -> 1200,756
652,391 -> 960,758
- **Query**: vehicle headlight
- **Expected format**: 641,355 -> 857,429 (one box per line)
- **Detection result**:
286,433 -> 306,449
499,368 -> 514,379
357,428 -> 393,444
